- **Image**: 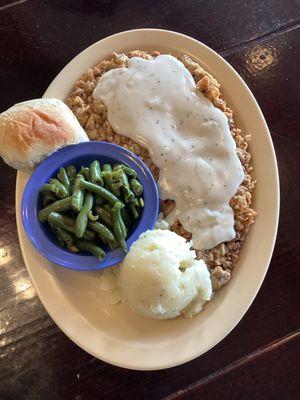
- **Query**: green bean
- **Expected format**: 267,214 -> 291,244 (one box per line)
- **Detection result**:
79,166 -> 90,181
119,169 -> 135,202
102,164 -> 114,190
102,164 -> 112,173
118,164 -> 138,179
49,222 -> 74,249
90,160 -> 103,186
130,178 -> 143,196
66,165 -> 77,180
66,165 -> 77,185
88,221 -> 116,246
130,197 -> 140,207
42,161 -> 142,256
112,169 -> 134,202
111,181 -> 122,196
111,169 -> 124,194
94,206 -> 113,228
121,207 -> 132,228
129,197 -> 140,219
80,180 -> 121,206
48,212 -> 95,241
88,211 -> 99,221
111,168 -> 125,182
119,211 -> 127,239
76,240 -> 105,260
49,223 -> 65,247
139,197 -> 144,208
129,203 -> 139,219
49,178 -> 69,190
71,174 -> 85,212
39,196 -> 72,222
42,180 -> 68,199
111,202 -> 127,252
111,168 -> 122,181
123,186 -> 135,203
75,193 -> 94,238
56,227 -> 75,248
57,167 -> 71,194
42,193 -> 57,207
102,170 -> 121,196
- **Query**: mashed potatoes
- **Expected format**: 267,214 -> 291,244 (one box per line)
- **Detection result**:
119,229 -> 212,319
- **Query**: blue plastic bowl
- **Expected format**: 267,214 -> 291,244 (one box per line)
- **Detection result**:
21,141 -> 159,271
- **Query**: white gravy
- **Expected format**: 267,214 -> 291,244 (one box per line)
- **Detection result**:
93,55 -> 244,249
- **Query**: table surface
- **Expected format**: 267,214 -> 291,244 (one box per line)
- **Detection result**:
0,1 -> 300,399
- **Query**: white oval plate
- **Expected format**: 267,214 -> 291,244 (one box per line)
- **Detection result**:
16,29 -> 279,370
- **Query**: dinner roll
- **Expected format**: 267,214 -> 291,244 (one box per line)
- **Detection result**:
0,98 -> 89,172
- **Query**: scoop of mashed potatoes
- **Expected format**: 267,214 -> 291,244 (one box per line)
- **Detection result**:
119,229 -> 212,319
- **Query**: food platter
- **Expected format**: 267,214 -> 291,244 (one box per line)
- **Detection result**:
15,29 -> 279,370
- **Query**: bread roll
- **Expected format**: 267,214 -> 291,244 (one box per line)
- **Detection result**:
0,98 -> 89,171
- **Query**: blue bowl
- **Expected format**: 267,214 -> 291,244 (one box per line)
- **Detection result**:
21,141 -> 159,271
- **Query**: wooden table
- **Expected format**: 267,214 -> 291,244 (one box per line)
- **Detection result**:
0,1 -> 299,399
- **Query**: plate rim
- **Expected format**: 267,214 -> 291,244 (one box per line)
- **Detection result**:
15,28 -> 280,370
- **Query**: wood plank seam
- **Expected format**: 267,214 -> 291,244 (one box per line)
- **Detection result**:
163,329 -> 300,400
220,21 -> 300,58
0,0 -> 28,12
0,317 -> 56,357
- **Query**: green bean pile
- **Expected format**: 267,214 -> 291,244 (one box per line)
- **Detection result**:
39,162 -> 144,260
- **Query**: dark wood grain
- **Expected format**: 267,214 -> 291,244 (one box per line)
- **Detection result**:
166,331 -> 300,400
1,0 -> 300,111
0,1 -> 300,399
